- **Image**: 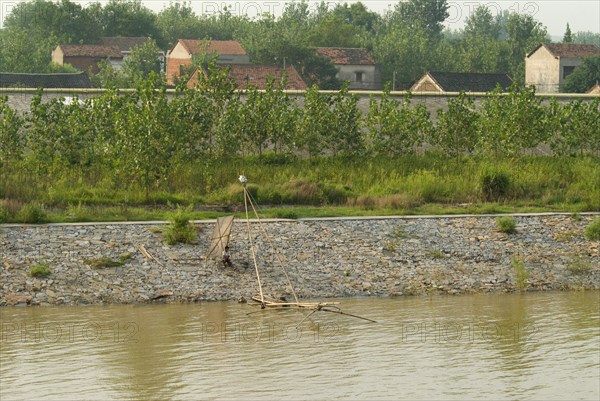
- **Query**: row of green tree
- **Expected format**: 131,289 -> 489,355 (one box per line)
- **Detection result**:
2,0 -> 600,90
1,72 -> 598,194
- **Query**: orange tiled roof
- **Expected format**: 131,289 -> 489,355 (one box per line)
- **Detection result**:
227,64 -> 306,90
178,39 -> 247,56
188,64 -> 307,90
316,47 -> 375,65
58,44 -> 123,58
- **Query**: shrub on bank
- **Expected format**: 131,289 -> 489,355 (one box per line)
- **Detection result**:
584,217 -> 600,240
496,216 -> 517,234
511,256 -> 528,291
84,253 -> 132,269
163,206 -> 197,245
567,257 -> 592,274
30,261 -> 52,278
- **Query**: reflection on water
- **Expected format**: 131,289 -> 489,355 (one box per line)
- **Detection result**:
1,292 -> 599,400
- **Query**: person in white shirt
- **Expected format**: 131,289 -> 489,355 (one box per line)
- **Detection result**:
222,246 -> 233,267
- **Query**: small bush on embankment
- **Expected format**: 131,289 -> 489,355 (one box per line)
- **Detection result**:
84,253 -> 132,269
567,257 -> 592,274
163,206 -> 197,245
496,216 -> 518,234
30,261 -> 52,278
585,217 -> 600,240
512,256 -> 528,291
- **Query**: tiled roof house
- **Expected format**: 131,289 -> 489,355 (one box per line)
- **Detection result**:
166,39 -> 250,85
187,64 -> 307,90
411,71 -> 513,92
525,43 -> 600,93
315,47 -> 381,90
51,44 -> 123,74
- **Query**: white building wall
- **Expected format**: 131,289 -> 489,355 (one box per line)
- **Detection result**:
525,47 -> 560,93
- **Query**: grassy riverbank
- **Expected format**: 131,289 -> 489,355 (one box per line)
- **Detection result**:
1,155 -> 598,223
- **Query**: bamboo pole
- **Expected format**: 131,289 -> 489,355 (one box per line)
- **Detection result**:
243,185 -> 265,307
244,189 -> 300,305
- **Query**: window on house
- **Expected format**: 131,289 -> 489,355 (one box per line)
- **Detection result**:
563,66 -> 575,79
355,72 -> 364,83
179,64 -> 185,76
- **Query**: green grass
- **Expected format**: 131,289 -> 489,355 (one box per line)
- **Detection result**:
84,253 -> 132,269
30,261 -> 52,278
496,216 -> 518,234
480,166 -> 511,201
427,250 -> 447,259
0,203 -> 596,224
0,204 -> 8,223
585,217 -> 600,240
273,210 -> 299,219
511,256 -> 528,291
16,203 -> 47,223
1,156 -> 599,223
567,257 -> 592,274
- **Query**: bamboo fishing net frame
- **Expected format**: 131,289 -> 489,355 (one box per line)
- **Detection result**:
242,182 -> 300,307
239,176 -> 376,323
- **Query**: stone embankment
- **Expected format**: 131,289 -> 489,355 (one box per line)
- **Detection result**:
1,214 -> 598,306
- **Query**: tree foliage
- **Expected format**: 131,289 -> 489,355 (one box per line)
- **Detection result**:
504,13 -> 548,82
366,88 -> 431,156
239,78 -> 298,155
563,55 -> 600,93
0,28 -> 68,73
432,92 -> 479,157
0,97 -> 24,167
547,98 -> 600,155
91,40 -> 165,88
392,0 -> 449,40
572,31 -> 600,47
90,0 -> 160,39
476,84 -> 547,156
563,23 -> 573,43
296,85 -> 332,157
328,84 -> 364,156
155,2 -> 204,49
458,6 -> 509,73
4,0 -> 100,43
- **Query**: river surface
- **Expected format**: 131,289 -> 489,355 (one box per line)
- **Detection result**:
1,291 -> 599,401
